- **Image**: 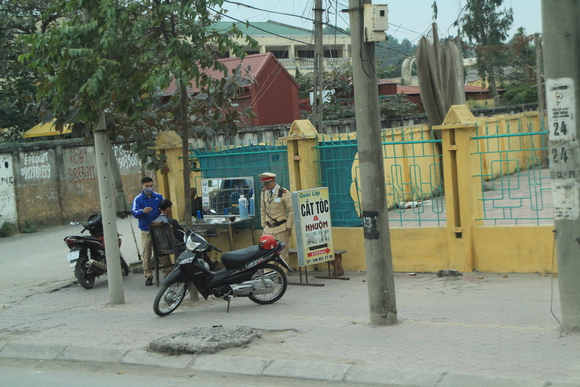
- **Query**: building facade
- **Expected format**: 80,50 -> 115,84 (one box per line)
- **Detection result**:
212,21 -> 352,76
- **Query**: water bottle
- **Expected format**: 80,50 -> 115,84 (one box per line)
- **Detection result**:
249,196 -> 255,217
238,194 -> 249,219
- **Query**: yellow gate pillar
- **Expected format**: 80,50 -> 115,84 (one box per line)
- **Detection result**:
153,131 -> 186,223
434,105 -> 483,272
283,119 -> 320,191
281,120 -> 320,268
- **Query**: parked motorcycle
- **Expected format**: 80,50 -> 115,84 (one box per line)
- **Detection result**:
64,213 -> 130,289
153,231 -> 291,316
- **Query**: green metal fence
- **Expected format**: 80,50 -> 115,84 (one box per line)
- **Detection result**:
315,126 -> 445,227
472,117 -> 552,225
189,113 -> 550,229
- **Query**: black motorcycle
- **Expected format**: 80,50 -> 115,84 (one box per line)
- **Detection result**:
64,213 -> 130,289
153,231 -> 291,316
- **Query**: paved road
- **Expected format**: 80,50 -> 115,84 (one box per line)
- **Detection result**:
1,219 -> 579,387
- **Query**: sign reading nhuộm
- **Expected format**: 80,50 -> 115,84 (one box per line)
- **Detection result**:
292,187 -> 334,266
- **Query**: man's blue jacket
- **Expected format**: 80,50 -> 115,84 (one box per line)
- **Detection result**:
132,191 -> 164,231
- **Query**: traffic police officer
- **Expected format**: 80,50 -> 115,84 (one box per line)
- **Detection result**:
259,172 -> 294,265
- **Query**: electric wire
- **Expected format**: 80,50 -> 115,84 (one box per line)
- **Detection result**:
222,0 -> 317,24
214,2 -> 422,69
209,7 -> 315,47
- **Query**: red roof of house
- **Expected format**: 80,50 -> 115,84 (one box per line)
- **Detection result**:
396,85 -> 421,95
390,84 -> 498,95
165,53 -> 297,95
378,80 -> 398,86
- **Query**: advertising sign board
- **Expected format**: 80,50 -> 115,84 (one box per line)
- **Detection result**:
292,187 -> 335,266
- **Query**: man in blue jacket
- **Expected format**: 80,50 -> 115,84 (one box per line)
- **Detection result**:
132,176 -> 164,286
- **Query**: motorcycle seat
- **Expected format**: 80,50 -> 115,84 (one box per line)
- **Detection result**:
75,235 -> 101,242
220,245 -> 270,267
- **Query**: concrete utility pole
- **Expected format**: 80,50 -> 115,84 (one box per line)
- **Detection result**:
94,112 -> 125,304
180,81 -> 193,228
542,0 -> 580,332
312,0 -> 324,131
348,0 -> 397,326
454,37 -> 466,105
535,33 -> 547,168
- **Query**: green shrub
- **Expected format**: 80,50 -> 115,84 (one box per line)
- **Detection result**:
21,220 -> 38,233
0,222 -> 17,238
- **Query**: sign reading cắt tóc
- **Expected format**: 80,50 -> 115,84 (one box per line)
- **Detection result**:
292,187 -> 334,266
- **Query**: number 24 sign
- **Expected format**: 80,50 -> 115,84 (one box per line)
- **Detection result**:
546,78 -> 576,141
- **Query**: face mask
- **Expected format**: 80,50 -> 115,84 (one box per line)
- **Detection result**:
143,187 -> 154,195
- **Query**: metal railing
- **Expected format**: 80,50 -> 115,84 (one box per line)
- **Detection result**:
189,113 -> 550,228
472,116 -> 552,225
315,125 -> 445,227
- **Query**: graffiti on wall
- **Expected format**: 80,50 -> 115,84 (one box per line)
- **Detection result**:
67,150 -> 97,183
0,154 -> 17,225
21,151 -> 51,180
113,145 -> 141,173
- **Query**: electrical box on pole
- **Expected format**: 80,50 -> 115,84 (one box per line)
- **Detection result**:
363,4 -> 388,42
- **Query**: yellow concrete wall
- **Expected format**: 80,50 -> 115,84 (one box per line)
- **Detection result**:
330,227 -> 450,273
331,225 -> 555,274
473,226 -> 555,273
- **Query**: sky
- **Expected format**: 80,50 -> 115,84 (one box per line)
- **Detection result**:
219,0 -> 542,43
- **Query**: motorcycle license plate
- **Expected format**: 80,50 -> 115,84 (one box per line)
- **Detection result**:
67,250 -> 80,262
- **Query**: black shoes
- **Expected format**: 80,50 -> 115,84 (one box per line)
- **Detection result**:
145,278 -> 153,286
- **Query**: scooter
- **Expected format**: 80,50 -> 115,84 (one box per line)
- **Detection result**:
153,231 -> 291,316
64,213 -> 130,289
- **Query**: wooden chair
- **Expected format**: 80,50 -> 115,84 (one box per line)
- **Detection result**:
149,221 -> 181,286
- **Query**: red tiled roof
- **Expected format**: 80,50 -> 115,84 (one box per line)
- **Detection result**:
165,53 -> 277,95
391,84 -> 496,95
464,85 -> 491,93
377,79 -> 398,86
397,85 -> 420,95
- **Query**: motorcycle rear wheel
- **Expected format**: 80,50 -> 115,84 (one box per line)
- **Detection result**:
153,280 -> 189,317
248,263 -> 287,305
120,253 -> 130,276
75,255 -> 96,289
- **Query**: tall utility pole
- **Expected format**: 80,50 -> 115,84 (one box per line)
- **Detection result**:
94,112 -> 124,304
454,37 -> 466,105
312,0 -> 324,131
542,0 -> 580,332
534,33 -> 547,167
348,0 -> 397,326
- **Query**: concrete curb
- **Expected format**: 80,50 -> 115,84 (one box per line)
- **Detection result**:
121,348 -> 195,369
262,359 -> 352,382
191,354 -> 272,376
57,346 -> 128,364
2,342 -> 579,386
0,342 -> 65,361
436,373 -> 546,387
345,366 -> 444,387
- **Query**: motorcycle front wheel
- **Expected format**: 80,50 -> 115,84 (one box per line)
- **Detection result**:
153,280 -> 189,317
248,263 -> 287,305
75,255 -> 96,289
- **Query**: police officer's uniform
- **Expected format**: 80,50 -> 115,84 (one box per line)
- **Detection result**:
259,172 -> 294,262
